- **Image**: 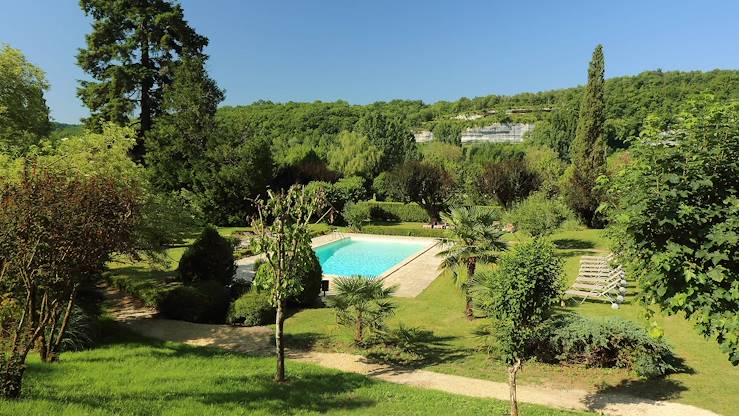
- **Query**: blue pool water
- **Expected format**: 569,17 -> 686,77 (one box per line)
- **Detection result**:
314,238 -> 427,277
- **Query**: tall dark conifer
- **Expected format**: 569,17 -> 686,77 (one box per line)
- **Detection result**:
567,44 -> 607,226
77,0 -> 208,162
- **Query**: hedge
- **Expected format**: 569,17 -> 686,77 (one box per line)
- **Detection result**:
360,225 -> 449,238
356,201 -> 503,224
357,201 -> 430,222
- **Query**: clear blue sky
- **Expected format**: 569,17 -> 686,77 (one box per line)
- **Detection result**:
2,0 -> 739,124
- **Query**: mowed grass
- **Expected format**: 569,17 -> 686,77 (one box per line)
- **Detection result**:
0,329 -> 585,416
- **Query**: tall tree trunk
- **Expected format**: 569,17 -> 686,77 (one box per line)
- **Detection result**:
465,258 -> 476,320
508,358 -> 522,416
0,355 -> 25,399
354,311 -> 363,344
48,286 -> 78,363
274,298 -> 286,383
134,20 -> 152,163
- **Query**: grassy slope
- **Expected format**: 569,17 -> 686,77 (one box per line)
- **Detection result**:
285,227 -> 738,415
0,329 -> 584,416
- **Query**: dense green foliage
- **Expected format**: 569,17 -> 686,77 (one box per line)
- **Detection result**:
506,193 -> 575,236
383,161 -> 456,221
177,226 -> 236,286
540,315 -> 678,378
474,238 -> 564,364
607,98 -> 739,365
158,280 -> 230,324
145,57 -> 224,192
227,291 -> 275,326
566,45 -> 607,226
0,45 -> 50,154
474,158 -> 540,208
77,0 -> 209,159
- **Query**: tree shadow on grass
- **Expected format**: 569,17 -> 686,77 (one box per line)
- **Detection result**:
553,238 -> 596,250
363,331 -> 469,370
582,377 -> 689,413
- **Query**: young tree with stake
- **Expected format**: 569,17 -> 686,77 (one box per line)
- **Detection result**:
473,238 -> 563,416
251,186 -> 325,382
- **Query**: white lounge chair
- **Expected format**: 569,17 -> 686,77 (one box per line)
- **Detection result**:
565,254 -> 627,308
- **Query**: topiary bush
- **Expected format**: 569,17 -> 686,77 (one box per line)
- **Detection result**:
178,226 -> 236,286
537,314 -> 679,378
227,291 -> 275,326
158,280 -> 230,324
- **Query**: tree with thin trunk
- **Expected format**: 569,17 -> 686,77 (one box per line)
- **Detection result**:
437,207 -> 506,320
77,0 -> 209,162
0,167 -> 141,398
566,44 -> 607,226
250,186 -> 324,382
327,277 -> 397,344
473,238 -> 563,416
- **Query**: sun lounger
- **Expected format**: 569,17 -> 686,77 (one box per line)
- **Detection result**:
565,254 -> 627,308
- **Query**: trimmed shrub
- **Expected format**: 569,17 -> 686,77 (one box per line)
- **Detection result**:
360,224 -> 448,238
506,193 -> 576,236
538,314 -> 679,378
343,202 -> 371,231
227,291 -> 275,326
178,226 -> 236,286
359,201 -> 429,222
158,280 -> 231,324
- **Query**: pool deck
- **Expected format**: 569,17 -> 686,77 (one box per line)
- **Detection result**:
235,232 -> 444,298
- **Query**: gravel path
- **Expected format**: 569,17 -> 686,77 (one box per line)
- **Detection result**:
102,285 -> 721,416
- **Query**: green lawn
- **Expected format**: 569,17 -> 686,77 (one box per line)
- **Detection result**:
0,328 -> 585,416
104,224 -> 738,415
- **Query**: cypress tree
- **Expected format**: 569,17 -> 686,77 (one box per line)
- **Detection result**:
566,44 -> 607,226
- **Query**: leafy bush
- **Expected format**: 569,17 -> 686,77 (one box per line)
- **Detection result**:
475,159 -> 540,208
158,280 -> 230,324
252,250 -> 322,306
343,202 -> 371,231
333,176 -> 368,204
506,193 -> 576,236
539,314 -> 679,378
227,291 -> 275,326
178,226 -> 236,285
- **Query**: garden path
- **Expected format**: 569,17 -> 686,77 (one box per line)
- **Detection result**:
103,287 -> 719,416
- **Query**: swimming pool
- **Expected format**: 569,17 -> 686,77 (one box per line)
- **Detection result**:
314,237 -> 428,277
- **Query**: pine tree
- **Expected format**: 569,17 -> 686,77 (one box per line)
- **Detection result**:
566,44 -> 607,226
77,0 -> 209,162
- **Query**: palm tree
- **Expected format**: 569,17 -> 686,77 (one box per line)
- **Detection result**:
437,206 -> 507,320
327,277 -> 397,344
